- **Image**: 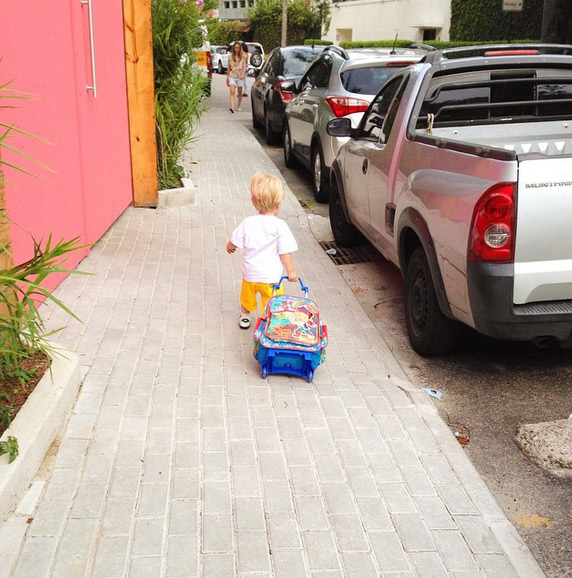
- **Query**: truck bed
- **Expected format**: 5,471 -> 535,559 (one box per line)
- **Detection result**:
422,120 -> 572,157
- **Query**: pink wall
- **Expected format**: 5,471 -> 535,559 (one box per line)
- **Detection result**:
0,1 -> 133,290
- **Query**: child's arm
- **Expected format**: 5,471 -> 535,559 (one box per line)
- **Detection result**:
227,240 -> 238,254
280,253 -> 298,282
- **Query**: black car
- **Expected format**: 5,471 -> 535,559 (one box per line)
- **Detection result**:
251,45 -> 327,145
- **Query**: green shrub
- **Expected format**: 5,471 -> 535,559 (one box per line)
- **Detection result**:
450,0 -> 542,42
152,0 -> 208,190
338,39 -> 540,50
304,39 -> 333,46
208,20 -> 245,46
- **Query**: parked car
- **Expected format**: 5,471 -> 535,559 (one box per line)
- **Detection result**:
211,45 -> 228,74
282,46 -> 425,202
251,45 -> 327,145
219,42 -> 265,76
326,44 -> 572,355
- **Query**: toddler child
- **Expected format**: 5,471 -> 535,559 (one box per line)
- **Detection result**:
227,172 -> 298,329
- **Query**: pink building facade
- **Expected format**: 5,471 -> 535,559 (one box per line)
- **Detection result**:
0,1 -> 134,290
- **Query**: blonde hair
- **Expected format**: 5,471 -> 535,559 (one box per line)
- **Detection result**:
250,172 -> 284,214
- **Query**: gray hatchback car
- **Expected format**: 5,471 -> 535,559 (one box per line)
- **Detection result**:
282,46 -> 425,202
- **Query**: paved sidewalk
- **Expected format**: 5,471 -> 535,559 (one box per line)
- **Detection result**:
0,99 -> 546,577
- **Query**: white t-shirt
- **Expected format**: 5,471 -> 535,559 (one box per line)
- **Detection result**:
230,214 -> 298,283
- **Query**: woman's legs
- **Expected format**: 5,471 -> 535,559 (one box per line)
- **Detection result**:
229,85 -> 236,112
237,86 -> 243,110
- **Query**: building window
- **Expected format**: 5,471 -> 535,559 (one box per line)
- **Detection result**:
423,28 -> 437,41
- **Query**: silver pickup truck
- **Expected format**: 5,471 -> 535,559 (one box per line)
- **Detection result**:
327,44 -> 572,356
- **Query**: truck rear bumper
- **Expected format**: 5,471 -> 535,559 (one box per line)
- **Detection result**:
467,262 -> 572,343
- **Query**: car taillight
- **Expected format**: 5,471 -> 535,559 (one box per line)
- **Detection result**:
206,51 -> 212,68
325,96 -> 370,118
275,79 -> 293,103
468,183 -> 516,263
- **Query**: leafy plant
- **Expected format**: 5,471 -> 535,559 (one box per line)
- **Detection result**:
0,392 -> 13,430
0,234 -> 88,385
0,436 -> 18,463
152,0 -> 208,189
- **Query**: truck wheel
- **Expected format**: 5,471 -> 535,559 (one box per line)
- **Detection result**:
311,144 -> 330,203
405,247 -> 459,356
329,176 -> 363,247
283,123 -> 297,168
218,62 -> 223,74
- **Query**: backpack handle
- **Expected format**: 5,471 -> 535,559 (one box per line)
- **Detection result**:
273,276 -> 309,296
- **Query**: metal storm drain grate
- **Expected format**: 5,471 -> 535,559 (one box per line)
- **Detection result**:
320,241 -> 378,265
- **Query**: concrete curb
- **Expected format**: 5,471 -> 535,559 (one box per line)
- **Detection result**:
157,177 -> 196,209
0,348 -> 81,522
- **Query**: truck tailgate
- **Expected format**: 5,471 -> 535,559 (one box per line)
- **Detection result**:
514,157 -> 572,304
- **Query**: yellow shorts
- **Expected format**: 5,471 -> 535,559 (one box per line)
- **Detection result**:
240,280 -> 283,314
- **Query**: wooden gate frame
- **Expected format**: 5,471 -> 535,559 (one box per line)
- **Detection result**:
123,0 -> 159,207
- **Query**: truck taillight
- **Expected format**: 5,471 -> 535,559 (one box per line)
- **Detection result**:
468,183 -> 516,263
326,96 -> 370,117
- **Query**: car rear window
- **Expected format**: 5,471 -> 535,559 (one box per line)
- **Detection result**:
341,65 -> 411,95
283,50 -> 323,77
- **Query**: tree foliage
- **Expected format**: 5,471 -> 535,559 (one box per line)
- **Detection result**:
248,0 -> 323,52
450,0 -> 543,41
207,19 -> 245,46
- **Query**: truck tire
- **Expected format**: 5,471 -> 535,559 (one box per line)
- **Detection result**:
405,247 -> 459,356
329,175 -> 363,247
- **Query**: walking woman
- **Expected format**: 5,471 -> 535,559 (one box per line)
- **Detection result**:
226,41 -> 245,113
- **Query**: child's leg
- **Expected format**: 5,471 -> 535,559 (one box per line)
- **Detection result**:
239,280 -> 257,329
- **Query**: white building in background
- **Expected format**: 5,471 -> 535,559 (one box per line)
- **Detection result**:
218,0 -> 253,21
323,0 -> 451,44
